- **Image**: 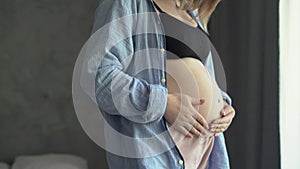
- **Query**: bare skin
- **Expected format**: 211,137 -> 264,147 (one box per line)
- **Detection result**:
166,57 -> 224,137
153,0 -> 198,27
164,93 -> 208,138
156,0 -> 236,137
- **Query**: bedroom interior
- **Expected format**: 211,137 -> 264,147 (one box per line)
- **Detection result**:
1,0 -> 298,168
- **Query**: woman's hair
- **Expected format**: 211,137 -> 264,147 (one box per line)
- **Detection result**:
177,0 -> 221,29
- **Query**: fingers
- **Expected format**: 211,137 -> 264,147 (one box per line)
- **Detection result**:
189,126 -> 201,137
174,113 -> 208,137
210,122 -> 227,133
188,110 -> 209,137
176,124 -> 203,138
192,119 -> 209,136
193,110 -> 209,130
210,122 -> 228,132
184,112 -> 208,137
213,111 -> 234,125
183,123 -> 209,138
221,103 -> 235,117
176,126 -> 193,138
212,128 -> 226,133
168,94 -> 211,138
209,111 -> 234,132
210,104 -> 236,134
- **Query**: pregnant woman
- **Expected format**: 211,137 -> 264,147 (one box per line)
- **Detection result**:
91,0 -> 236,168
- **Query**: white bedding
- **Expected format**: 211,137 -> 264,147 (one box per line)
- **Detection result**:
11,154 -> 88,169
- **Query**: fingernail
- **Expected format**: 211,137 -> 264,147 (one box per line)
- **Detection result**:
222,111 -> 226,116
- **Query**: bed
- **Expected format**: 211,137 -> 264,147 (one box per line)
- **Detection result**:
0,154 -> 88,169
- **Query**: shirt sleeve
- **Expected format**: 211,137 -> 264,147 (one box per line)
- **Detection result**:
203,51 -> 233,105
202,41 -> 231,169
221,90 -> 232,105
82,0 -> 168,123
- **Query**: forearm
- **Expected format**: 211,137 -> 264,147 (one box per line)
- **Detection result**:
96,66 -> 168,123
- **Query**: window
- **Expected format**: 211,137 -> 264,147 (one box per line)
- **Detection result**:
279,0 -> 300,168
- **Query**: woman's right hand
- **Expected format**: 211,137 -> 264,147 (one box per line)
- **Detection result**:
164,93 -> 209,138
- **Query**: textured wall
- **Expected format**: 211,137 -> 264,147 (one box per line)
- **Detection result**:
0,0 -> 108,168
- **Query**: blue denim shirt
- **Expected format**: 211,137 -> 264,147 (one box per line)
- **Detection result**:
89,0 -> 231,168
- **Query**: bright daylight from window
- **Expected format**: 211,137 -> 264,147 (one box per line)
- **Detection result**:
280,0 -> 300,169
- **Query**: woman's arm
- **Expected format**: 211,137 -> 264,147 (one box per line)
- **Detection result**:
83,0 -> 168,123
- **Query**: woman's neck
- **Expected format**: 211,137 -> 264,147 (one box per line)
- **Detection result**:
153,0 -> 198,28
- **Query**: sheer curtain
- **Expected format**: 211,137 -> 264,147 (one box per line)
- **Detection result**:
280,0 -> 300,169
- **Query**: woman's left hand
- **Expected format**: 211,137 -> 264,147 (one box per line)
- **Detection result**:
209,100 -> 236,136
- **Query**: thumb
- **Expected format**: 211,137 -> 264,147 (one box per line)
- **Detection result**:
191,98 -> 205,105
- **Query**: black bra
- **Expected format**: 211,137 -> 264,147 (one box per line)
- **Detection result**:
153,2 -> 211,62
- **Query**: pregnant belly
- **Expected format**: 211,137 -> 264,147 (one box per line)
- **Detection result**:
166,57 -> 223,169
166,57 -> 223,124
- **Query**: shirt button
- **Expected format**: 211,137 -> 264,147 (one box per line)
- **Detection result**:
160,48 -> 165,53
161,78 -> 166,83
178,160 -> 184,165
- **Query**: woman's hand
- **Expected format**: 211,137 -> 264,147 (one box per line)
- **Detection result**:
210,100 -> 236,136
164,93 -> 209,138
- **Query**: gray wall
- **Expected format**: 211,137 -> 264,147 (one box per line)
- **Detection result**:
0,0 -> 108,168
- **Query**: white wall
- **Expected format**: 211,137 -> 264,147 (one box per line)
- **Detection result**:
280,0 -> 300,168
